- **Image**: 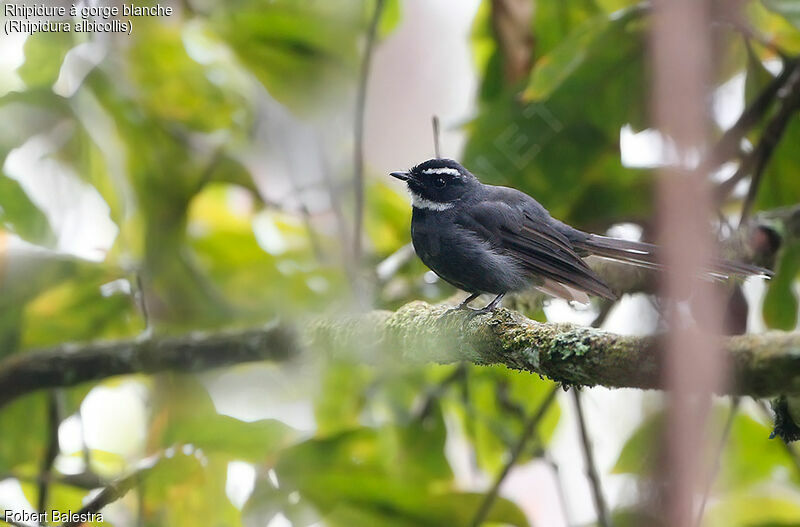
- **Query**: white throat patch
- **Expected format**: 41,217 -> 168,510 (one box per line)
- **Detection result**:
409,190 -> 454,211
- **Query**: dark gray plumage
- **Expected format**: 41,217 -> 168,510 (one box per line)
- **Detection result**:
390,158 -> 771,311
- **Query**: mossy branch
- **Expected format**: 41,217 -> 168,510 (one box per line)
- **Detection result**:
0,302 -> 798,407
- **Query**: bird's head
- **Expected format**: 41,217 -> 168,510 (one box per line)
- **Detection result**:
390,159 -> 480,210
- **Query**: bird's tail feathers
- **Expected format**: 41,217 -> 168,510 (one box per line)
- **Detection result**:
575,234 -> 773,279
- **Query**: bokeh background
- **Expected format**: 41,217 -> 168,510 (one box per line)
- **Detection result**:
1,0 -> 800,526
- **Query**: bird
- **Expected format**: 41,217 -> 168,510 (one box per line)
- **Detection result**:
389,158 -> 772,312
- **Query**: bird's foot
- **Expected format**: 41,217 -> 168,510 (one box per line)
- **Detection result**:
454,293 -> 481,310
477,293 -> 505,313
444,293 -> 505,320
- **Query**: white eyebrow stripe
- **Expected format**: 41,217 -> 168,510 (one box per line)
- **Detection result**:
421,167 -> 460,177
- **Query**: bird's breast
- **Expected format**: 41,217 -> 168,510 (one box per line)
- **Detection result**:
410,209 -> 528,294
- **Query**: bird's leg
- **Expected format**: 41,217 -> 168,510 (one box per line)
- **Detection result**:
457,292 -> 481,310
477,293 -> 505,313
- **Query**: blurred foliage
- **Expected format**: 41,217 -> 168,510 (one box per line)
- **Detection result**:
613,403 -> 800,526
0,0 -> 799,525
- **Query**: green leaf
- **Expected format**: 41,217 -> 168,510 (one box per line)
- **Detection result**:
188,184 -> 347,320
151,375 -> 297,463
0,176 -> 54,246
277,420 -> 452,488
748,1 -> 800,55
265,413 -> 469,524
755,117 -> 800,214
20,480 -> 108,526
314,362 -> 373,435
17,32 -> 75,89
243,480 -> 323,527
614,406 -> 800,491
449,366 -> 560,474
366,181 -> 413,256
613,410 -> 663,475
128,20 -> 243,132
763,0 -> 800,30
531,2 -> 603,62
82,70 -> 252,326
465,8 -> 651,230
280,471 -> 530,527
762,242 -> 800,330
705,492 -> 800,527
324,503 -> 422,527
161,414 -> 298,462
211,0 -> 361,113
140,453 -> 241,527
524,7 -> 640,101
378,0 -> 403,38
719,411 -> 800,490
20,269 -> 139,349
744,45 -> 775,108
610,507 -> 664,527
0,393 -> 46,473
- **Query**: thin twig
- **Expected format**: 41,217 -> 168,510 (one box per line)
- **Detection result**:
566,297 -> 618,527
136,473 -> 145,527
470,384 -> 559,527
694,397 -> 740,527
135,273 -> 150,335
716,15 -> 789,61
713,57 -> 800,195
283,175 -> 326,263
738,63 -> 800,225
494,382 -> 572,524
353,0 -> 387,262
59,470 -> 141,527
572,390 -> 612,527
543,454 -> 573,527
37,391 -> 60,524
714,58 -> 800,202
432,115 -> 442,158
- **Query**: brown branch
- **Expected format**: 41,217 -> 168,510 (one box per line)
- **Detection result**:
0,323 -> 296,409
2,303 -> 800,410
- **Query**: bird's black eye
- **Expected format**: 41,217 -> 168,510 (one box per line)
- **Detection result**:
434,177 -> 446,189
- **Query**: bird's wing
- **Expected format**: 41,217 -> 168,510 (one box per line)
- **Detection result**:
456,189 -> 617,301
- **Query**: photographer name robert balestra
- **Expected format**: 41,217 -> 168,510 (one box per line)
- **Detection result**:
4,509 -> 103,524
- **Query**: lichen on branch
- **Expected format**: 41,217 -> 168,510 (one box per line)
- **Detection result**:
0,301 -> 798,408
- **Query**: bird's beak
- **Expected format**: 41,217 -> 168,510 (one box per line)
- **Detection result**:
390,171 -> 410,181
